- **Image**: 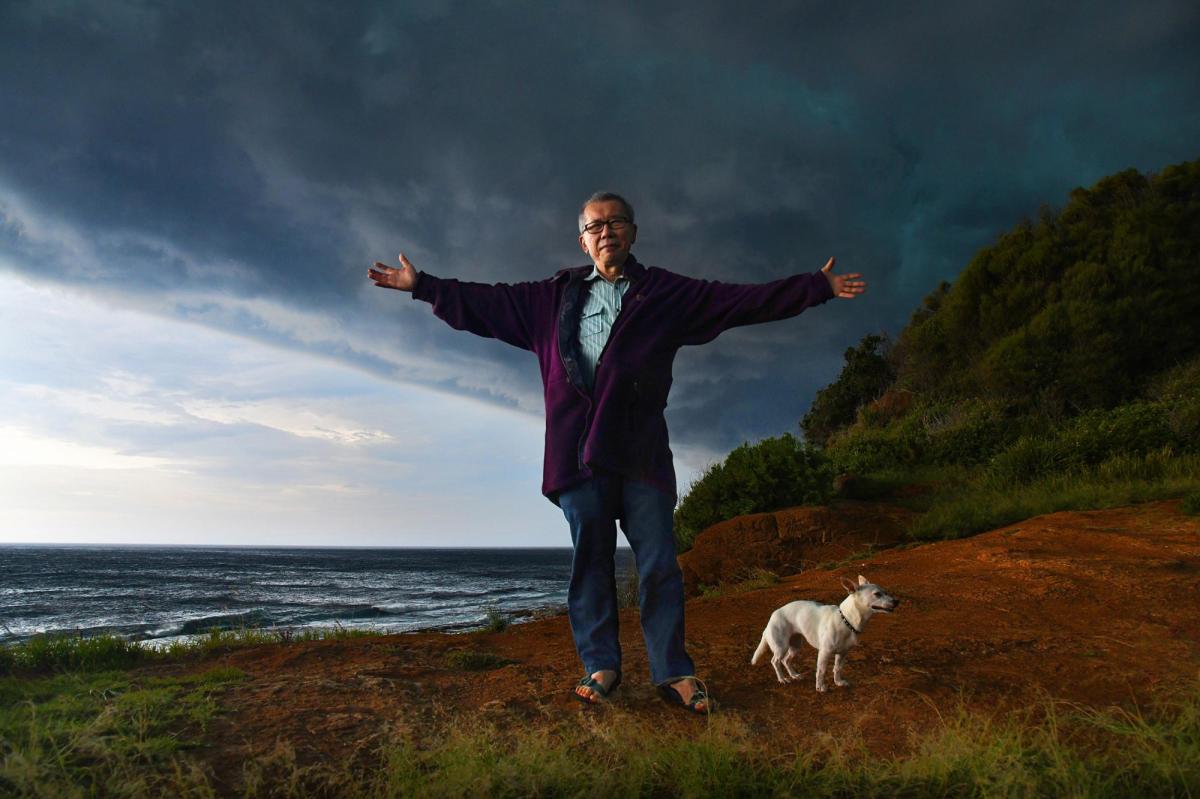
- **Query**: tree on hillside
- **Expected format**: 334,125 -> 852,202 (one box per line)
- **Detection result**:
801,333 -> 895,446
893,159 -> 1200,411
890,281 -> 950,395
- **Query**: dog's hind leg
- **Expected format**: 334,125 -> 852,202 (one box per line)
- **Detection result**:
833,653 -> 851,688
783,646 -> 805,680
768,623 -> 796,681
769,653 -> 791,684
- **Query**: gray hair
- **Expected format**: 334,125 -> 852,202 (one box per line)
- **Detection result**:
578,191 -> 635,233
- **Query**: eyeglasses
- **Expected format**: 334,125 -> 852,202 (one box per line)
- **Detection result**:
581,216 -> 631,235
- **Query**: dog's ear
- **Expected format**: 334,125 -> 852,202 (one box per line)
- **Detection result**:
857,575 -> 868,586
840,576 -> 856,594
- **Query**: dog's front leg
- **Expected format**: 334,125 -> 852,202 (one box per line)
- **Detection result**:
815,650 -> 831,692
833,653 -> 851,687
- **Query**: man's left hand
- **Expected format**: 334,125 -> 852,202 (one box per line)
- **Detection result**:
820,257 -> 867,299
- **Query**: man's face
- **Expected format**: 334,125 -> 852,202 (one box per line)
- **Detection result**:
578,200 -> 637,270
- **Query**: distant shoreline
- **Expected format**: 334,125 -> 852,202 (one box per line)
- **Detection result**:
1,546 -> 617,647
3,603 -> 571,648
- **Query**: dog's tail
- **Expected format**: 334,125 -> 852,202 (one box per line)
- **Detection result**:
751,636 -> 770,665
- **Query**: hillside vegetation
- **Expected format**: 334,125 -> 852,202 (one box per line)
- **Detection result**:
676,158 -> 1200,550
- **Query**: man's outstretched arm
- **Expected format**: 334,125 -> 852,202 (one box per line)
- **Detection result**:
674,257 -> 866,347
369,253 -> 547,352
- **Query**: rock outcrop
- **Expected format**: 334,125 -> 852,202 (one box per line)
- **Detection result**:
677,501 -> 915,594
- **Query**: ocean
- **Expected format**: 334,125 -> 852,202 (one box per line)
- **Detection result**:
0,545 -> 635,645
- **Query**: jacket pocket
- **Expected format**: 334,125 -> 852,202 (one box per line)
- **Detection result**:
578,307 -> 608,345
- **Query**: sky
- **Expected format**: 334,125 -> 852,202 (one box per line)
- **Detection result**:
1,1 -> 1197,547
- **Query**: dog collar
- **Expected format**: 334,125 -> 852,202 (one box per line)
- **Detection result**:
838,608 -> 861,635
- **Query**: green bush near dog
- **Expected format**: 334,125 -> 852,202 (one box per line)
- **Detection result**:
673,434 -> 833,553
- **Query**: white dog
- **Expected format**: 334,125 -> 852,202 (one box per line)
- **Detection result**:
751,574 -> 898,692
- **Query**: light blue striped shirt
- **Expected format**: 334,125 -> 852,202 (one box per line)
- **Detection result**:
578,266 -> 630,390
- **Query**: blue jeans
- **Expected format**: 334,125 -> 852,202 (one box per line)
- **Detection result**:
558,471 -> 695,686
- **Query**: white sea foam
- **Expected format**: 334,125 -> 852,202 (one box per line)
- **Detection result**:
0,545 -> 623,645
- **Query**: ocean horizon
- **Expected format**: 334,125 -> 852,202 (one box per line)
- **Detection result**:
0,544 -> 636,645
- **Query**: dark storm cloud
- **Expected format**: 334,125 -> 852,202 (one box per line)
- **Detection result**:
1,0 -> 1197,455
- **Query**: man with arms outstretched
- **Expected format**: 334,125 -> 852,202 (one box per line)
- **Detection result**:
369,192 -> 865,713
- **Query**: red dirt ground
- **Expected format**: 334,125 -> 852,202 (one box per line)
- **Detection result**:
169,500 -> 1200,787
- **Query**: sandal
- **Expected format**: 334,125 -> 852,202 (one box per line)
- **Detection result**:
573,671 -> 621,705
657,679 -> 714,715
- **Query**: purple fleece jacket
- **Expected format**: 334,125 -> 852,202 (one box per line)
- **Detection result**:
411,254 -> 835,504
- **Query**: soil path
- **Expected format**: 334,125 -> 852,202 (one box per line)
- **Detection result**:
181,500 -> 1200,781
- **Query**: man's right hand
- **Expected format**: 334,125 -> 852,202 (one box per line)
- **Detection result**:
368,253 -> 418,292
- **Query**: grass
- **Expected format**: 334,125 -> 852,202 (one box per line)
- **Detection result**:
1182,490 -> 1200,516
835,464 -> 957,511
697,567 -> 782,598
0,666 -> 245,796
5,668 -> 1199,799
1,632 -> 152,674
907,451 -> 1200,540
4,667 -> 1195,796
231,686 -> 1200,797
0,625 -> 382,676
3,624 -> 1199,796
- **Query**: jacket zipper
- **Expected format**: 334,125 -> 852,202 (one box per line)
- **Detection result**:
557,277 -> 593,469
563,282 -> 641,471
577,290 -> 642,468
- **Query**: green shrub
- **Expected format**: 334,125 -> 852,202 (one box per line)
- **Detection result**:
988,402 -> 1182,484
913,452 -> 1200,540
1182,491 -> 1200,516
1146,358 -> 1200,453
824,397 -> 1030,474
481,604 -> 509,632
826,422 -> 925,474
1091,448 -> 1175,483
1145,353 -> 1200,403
1165,395 -> 1200,452
924,399 -> 1021,465
989,434 -> 1063,483
674,434 -> 833,552
1055,402 -> 1176,469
